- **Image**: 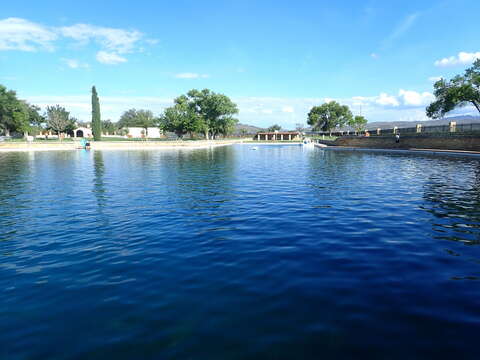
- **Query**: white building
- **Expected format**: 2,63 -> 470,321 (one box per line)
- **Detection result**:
72,127 -> 93,138
126,127 -> 162,138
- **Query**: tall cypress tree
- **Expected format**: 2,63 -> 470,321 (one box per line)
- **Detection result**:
91,86 -> 102,141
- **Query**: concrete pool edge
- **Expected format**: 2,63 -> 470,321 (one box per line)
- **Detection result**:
0,140 -> 243,152
315,144 -> 480,158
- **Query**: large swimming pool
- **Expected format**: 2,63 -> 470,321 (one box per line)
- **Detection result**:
1,144 -> 480,359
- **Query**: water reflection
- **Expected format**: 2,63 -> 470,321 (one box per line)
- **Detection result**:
93,150 -> 106,209
0,153 -> 30,242
422,160 -> 480,246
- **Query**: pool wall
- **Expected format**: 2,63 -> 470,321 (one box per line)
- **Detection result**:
322,133 -> 480,151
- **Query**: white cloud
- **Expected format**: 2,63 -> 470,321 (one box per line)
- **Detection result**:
383,12 -> 419,47
370,53 -> 378,59
0,17 -> 57,51
428,76 -> 442,82
96,51 -> 127,65
282,106 -> 294,113
174,73 -> 209,79
376,93 -> 399,107
0,17 -> 147,64
398,89 -> 434,106
145,39 -> 159,45
62,58 -> 89,69
261,109 -> 273,114
434,51 -> 480,67
59,24 -> 142,54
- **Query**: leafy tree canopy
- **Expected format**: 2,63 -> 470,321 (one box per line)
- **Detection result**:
0,84 -> 43,136
46,105 -> 75,136
348,115 -> 368,132
159,89 -> 239,139
427,59 -> 480,118
184,89 -> 239,139
118,109 -> 157,128
159,98 -> 200,138
102,120 -> 117,134
307,101 -> 353,132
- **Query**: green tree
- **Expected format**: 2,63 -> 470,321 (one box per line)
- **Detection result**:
184,89 -> 239,139
118,108 -> 158,136
159,97 -> 200,139
307,101 -> 353,133
0,85 -> 23,136
12,101 -> 31,136
136,110 -> 157,137
27,104 -> 45,131
46,105 -> 75,139
348,115 -> 368,132
427,59 -> 480,118
102,120 -> 117,135
91,86 -> 102,141
267,124 -> 282,132
117,108 -> 139,128
0,85 -> 43,136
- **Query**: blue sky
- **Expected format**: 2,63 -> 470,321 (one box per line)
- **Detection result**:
1,0 -> 479,128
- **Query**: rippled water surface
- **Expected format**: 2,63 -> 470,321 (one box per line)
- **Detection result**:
1,145 -> 480,359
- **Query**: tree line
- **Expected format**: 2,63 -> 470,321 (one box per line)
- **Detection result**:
6,58 -> 475,140
0,85 -> 88,138
117,89 -> 239,139
0,87 -> 239,140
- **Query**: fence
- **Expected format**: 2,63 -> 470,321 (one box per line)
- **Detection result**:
307,121 -> 480,137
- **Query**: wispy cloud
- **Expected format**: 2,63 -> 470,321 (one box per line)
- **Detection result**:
59,23 -> 142,54
0,17 -> 147,65
434,51 -> 480,67
0,17 -> 57,51
174,73 -> 209,79
62,58 -> 89,69
96,51 -> 127,65
383,12 -> 420,48
428,76 -> 442,82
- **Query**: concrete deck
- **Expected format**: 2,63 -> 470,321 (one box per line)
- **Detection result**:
0,139 -> 243,152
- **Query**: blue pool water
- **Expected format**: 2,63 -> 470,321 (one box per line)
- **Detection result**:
1,144 -> 480,359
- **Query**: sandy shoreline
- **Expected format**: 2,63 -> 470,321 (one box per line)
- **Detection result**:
0,139 -> 244,152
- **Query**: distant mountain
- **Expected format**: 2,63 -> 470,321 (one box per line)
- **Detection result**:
233,123 -> 265,135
